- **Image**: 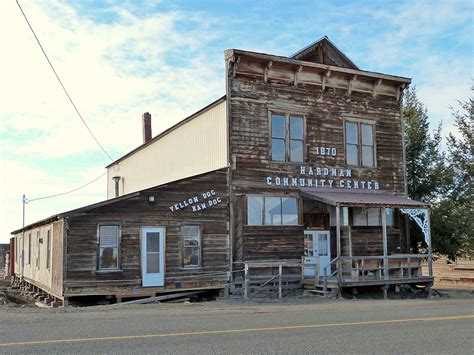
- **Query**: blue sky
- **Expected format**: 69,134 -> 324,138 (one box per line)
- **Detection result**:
0,0 -> 472,242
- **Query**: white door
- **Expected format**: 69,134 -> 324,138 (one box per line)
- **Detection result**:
303,230 -> 331,277
141,227 -> 165,287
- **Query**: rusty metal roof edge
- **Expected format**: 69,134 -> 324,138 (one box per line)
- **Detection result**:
300,188 -> 429,208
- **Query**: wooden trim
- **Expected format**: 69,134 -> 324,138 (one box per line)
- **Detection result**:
382,207 -> 388,280
225,49 -> 411,84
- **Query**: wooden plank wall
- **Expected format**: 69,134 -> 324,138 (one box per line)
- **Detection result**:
64,168 -> 229,296
51,219 -> 64,297
228,55 -> 406,264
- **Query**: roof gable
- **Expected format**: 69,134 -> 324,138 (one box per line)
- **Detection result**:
290,36 -> 359,70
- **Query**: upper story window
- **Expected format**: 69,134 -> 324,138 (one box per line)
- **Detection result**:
247,196 -> 298,226
271,113 -> 304,162
345,120 -> 375,167
97,225 -> 121,271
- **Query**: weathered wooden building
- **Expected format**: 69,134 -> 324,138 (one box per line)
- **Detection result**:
11,37 -> 433,304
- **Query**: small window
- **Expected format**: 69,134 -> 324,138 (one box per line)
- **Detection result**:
97,225 -> 120,271
345,120 -> 375,167
330,207 -> 349,226
271,112 -> 304,162
46,229 -> 51,270
248,196 -> 298,226
248,197 -> 264,226
36,231 -> 41,269
386,208 -> 394,226
182,226 -> 201,268
353,208 -> 381,226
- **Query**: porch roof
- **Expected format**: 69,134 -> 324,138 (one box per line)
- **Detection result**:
301,189 -> 429,208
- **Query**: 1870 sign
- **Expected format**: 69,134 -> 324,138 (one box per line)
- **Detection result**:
265,165 -> 380,190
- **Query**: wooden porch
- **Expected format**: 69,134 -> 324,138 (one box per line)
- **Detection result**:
303,254 -> 434,298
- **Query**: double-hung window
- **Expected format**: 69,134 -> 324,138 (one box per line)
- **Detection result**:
345,120 -> 375,167
247,196 -> 298,226
97,225 -> 121,271
271,113 -> 304,162
182,226 -> 201,268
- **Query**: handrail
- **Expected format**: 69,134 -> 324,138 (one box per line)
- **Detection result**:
323,256 -> 339,298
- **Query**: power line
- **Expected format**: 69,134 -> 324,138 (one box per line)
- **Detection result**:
26,171 -> 107,202
16,0 -> 114,161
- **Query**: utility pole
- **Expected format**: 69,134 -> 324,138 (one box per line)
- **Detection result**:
22,194 -> 27,227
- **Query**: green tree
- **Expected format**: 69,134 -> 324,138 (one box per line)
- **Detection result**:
431,88 -> 473,259
403,86 -> 448,252
403,87 -> 448,202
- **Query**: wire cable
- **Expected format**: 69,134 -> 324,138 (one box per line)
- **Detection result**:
16,0 -> 114,161
27,171 -> 107,202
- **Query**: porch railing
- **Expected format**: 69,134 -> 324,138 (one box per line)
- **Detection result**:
337,254 -> 431,282
304,254 -> 432,290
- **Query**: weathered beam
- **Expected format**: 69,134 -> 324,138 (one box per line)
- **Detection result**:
373,78 -> 382,98
294,65 -> 303,86
113,290 -> 207,305
347,74 -> 357,96
264,61 -> 272,83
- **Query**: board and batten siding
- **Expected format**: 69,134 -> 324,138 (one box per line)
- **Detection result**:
107,100 -> 228,198
13,220 -> 64,298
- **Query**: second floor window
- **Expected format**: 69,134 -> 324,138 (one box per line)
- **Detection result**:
271,113 -> 304,162
345,120 -> 375,167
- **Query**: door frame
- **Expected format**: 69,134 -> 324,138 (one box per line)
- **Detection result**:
140,226 -> 166,287
303,230 -> 331,277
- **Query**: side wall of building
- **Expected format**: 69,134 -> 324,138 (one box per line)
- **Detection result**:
13,219 -> 64,298
107,100 -> 228,198
65,169 -> 229,297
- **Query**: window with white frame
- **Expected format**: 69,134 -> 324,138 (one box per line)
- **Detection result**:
97,225 -> 121,271
271,113 -> 304,162
182,226 -> 201,268
345,120 -> 375,167
247,196 -> 298,226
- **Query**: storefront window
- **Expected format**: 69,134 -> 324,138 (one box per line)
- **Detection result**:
248,196 -> 298,226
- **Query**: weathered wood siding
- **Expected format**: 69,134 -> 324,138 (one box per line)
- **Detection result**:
12,220 -> 62,298
227,53 -> 407,263
51,220 -> 64,297
65,169 -> 229,296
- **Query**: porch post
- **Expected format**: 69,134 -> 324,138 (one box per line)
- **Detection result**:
382,207 -> 388,281
427,208 -> 433,278
336,204 -> 342,282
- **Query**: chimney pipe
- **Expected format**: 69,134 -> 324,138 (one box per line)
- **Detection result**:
142,112 -> 152,144
112,176 -> 121,198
